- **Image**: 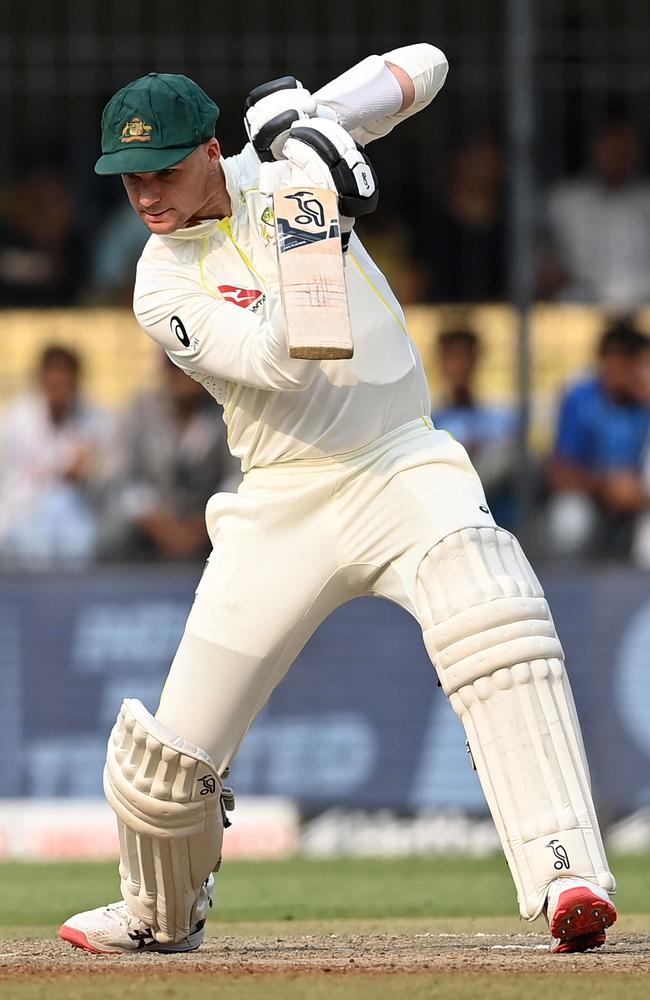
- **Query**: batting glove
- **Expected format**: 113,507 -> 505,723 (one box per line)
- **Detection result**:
282,118 -> 379,221
244,77 -> 337,162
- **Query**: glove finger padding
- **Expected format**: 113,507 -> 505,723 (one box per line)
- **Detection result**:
282,119 -> 379,219
244,76 -> 317,161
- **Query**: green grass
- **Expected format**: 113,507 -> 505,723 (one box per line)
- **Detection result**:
1,975 -> 649,1000
1,857 -> 648,1000
0,854 -> 648,928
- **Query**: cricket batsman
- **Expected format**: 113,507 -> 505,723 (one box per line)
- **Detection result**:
60,44 -> 617,955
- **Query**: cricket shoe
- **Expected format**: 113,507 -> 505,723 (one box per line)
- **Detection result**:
59,874 -> 214,954
546,877 -> 617,953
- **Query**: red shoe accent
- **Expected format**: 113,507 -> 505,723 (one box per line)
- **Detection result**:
552,931 -> 607,954
59,924 -> 118,955
550,887 -> 617,953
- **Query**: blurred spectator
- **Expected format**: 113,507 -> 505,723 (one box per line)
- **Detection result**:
411,133 -> 508,303
622,346 -> 650,568
90,200 -> 150,304
101,356 -> 241,561
545,320 -> 650,559
542,118 -> 650,309
432,328 -> 518,526
0,167 -> 87,306
355,213 -> 423,305
0,345 -> 114,568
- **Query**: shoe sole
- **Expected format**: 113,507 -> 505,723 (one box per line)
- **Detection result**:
552,930 -> 607,954
59,922 -> 205,954
59,925 -> 120,955
549,887 -> 617,953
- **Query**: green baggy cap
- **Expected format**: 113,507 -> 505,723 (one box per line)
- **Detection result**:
95,73 -> 220,175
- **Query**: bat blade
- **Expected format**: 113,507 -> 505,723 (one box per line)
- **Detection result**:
273,186 -> 353,360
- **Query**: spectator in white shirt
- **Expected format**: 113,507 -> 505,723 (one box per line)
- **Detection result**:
0,345 -> 114,568
542,118 -> 650,309
100,355 -> 241,561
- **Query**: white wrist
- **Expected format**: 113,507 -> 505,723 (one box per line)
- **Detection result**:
313,54 -> 404,134
380,43 -> 448,107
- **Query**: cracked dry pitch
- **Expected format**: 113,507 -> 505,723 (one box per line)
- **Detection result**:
1,929 -> 649,976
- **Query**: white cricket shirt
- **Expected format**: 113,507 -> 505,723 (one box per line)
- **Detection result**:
133,42 -> 447,470
133,144 -> 431,471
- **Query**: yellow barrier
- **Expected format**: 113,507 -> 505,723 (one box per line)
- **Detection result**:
1,305 -> 646,451
0,309 -> 159,407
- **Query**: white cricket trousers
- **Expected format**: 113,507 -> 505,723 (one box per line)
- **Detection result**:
156,418 -> 493,769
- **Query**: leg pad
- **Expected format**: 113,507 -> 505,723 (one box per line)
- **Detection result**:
417,527 -> 615,918
104,699 -> 228,944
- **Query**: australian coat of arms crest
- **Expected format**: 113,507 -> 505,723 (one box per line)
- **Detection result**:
121,117 -> 153,143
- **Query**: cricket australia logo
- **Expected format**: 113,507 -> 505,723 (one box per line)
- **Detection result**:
199,775 -> 217,796
546,839 -> 571,870
261,205 -> 274,227
260,204 -> 275,244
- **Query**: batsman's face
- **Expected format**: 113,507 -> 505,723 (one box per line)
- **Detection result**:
122,140 -> 224,234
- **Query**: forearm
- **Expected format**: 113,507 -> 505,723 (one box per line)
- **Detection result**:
313,43 -> 448,145
600,470 -> 650,513
179,317 -> 318,392
135,284 -> 318,393
548,457 -> 600,496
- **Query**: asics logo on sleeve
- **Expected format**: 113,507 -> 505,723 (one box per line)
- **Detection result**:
170,315 -> 190,346
218,285 -> 264,310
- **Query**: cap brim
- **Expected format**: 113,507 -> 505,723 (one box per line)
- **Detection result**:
94,143 -> 198,175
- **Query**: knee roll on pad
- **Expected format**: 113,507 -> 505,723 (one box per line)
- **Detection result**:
416,527 -> 615,919
104,699 -> 232,944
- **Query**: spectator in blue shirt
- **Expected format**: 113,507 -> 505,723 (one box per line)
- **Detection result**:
432,328 -> 518,526
546,319 -> 650,558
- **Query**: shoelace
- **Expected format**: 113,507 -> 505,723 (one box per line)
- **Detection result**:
102,901 -> 150,934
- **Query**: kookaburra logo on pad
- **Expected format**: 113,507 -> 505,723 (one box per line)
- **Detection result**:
546,838 -> 570,869
199,775 -> 217,795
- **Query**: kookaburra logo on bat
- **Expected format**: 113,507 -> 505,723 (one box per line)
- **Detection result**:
285,190 -> 325,227
276,189 -> 340,253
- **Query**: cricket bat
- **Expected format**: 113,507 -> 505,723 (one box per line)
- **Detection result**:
273,186 -> 353,360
